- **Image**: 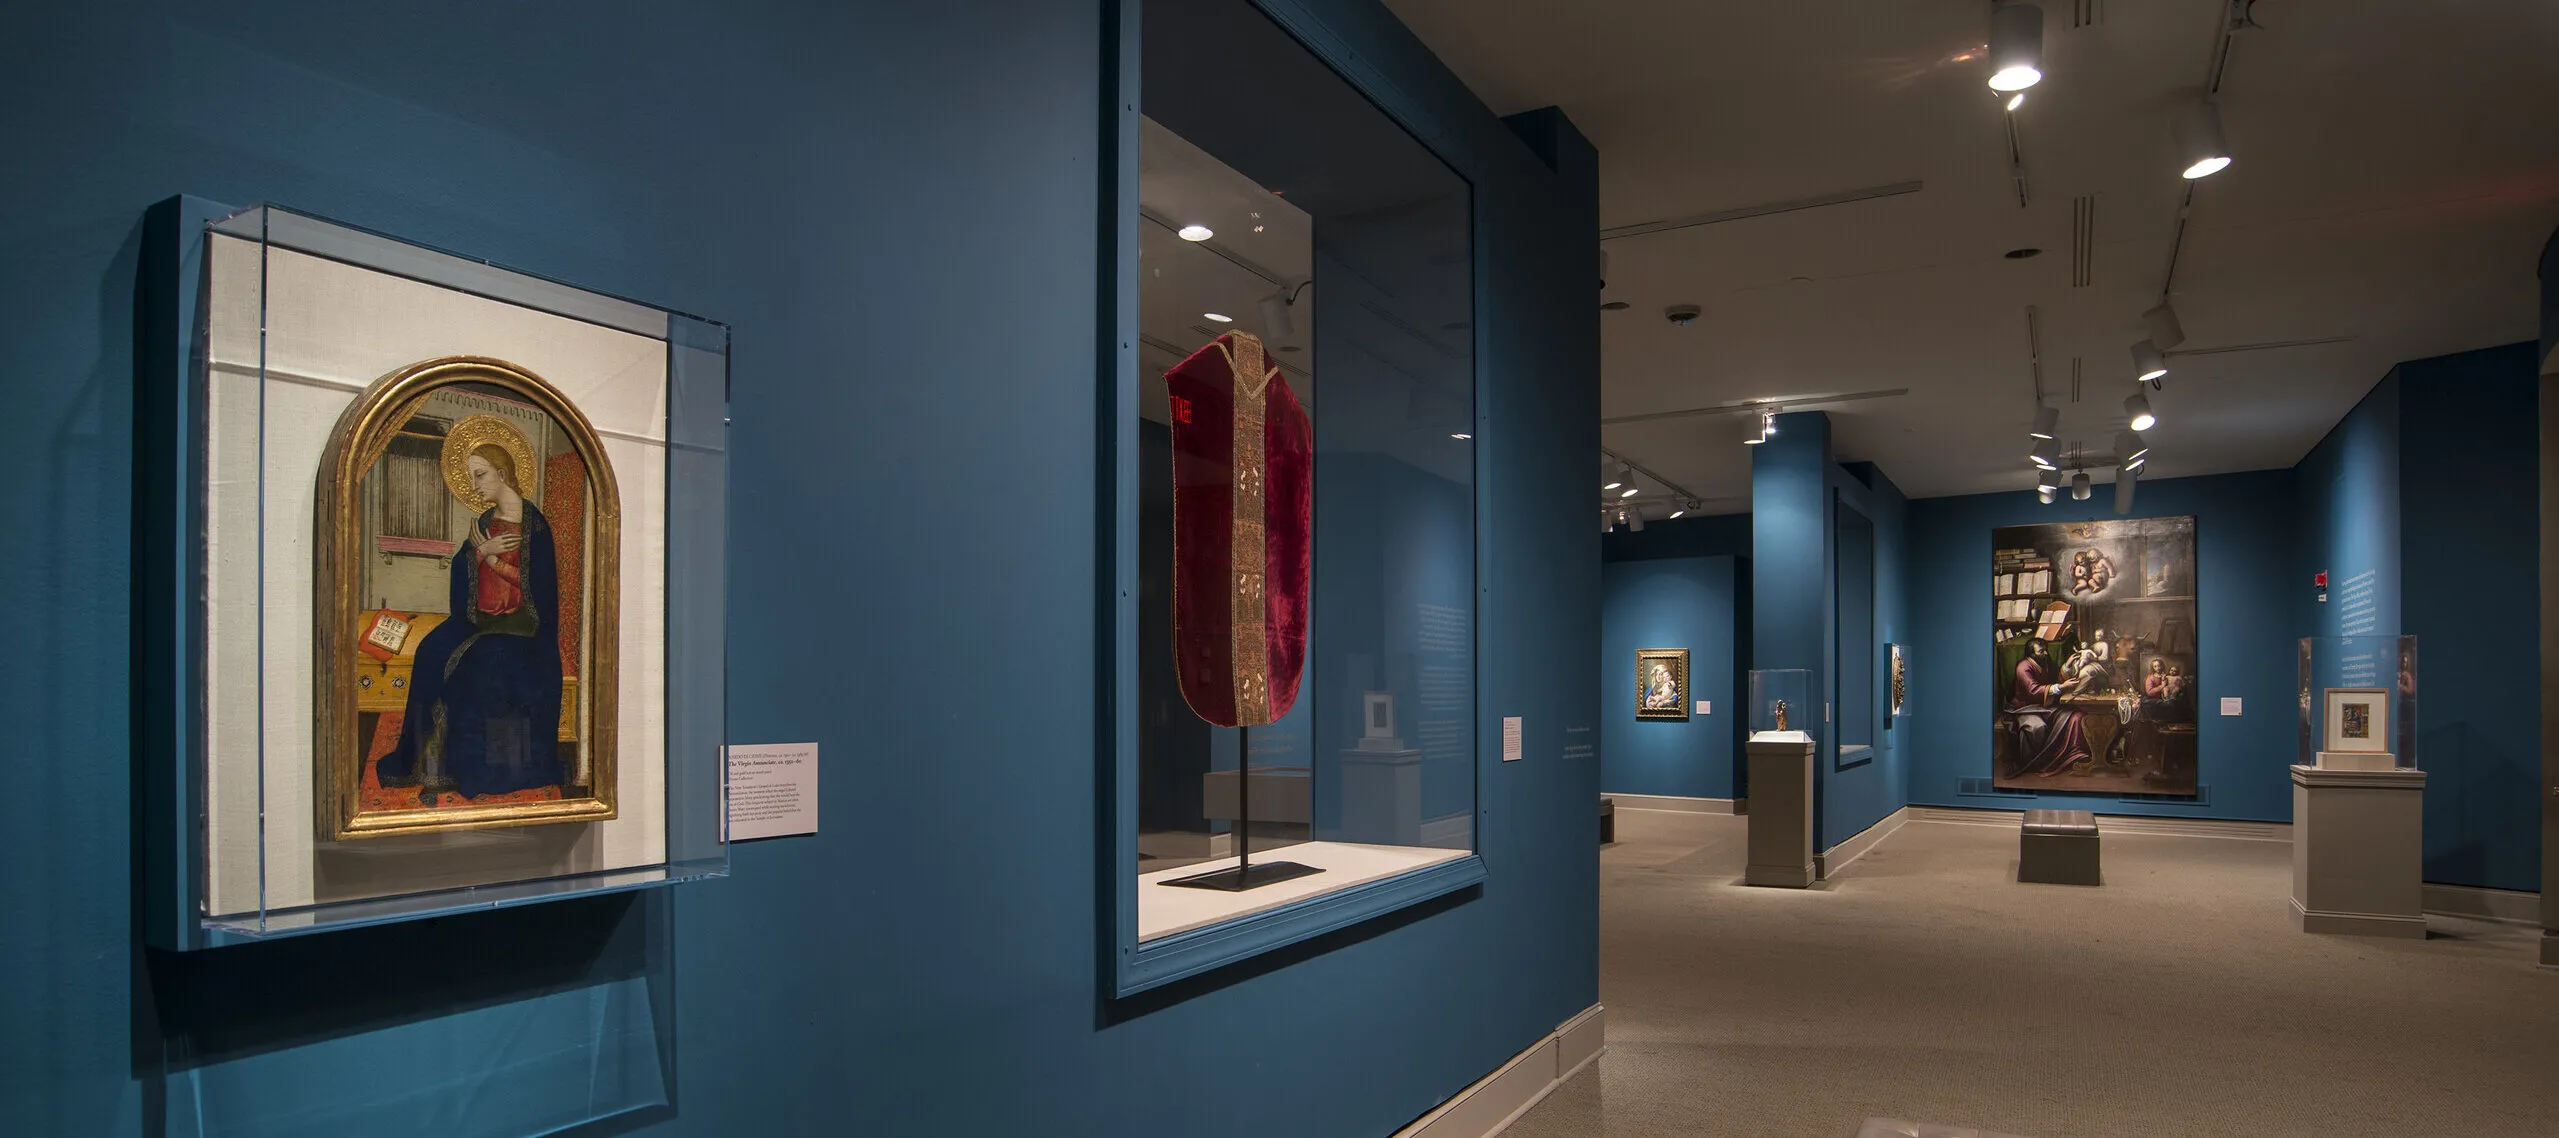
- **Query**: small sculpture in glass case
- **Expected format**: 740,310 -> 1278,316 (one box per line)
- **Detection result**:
1772,699 -> 1790,732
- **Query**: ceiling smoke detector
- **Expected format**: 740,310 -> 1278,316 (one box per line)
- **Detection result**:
1665,304 -> 1702,327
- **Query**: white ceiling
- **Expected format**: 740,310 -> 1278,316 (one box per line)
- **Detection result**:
1386,0 -> 2559,510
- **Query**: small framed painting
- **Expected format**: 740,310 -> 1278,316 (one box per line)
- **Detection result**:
1636,648 -> 1691,721
1888,643 -> 1907,720
2322,687 -> 2390,753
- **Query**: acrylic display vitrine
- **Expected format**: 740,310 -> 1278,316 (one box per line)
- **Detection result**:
2296,636 -> 2418,773
138,198 -> 730,948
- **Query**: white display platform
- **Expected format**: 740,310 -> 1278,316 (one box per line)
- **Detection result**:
1137,841 -> 1469,942
1745,731 -> 1816,888
2313,751 -> 2398,772
2290,764 -> 2427,938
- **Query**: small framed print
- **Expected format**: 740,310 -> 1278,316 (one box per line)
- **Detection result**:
2322,687 -> 2390,753
1636,648 -> 1690,721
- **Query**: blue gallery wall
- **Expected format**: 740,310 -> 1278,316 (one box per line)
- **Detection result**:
1904,472 -> 2302,823
0,2 -> 1601,1136
2290,374 -> 2401,640
1832,462 -> 1914,843
1600,557 -> 1742,799
2397,343 -> 2541,892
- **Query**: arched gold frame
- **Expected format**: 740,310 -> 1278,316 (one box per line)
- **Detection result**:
315,356 -> 622,840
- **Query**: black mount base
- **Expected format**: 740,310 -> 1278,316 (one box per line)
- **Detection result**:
1160,860 -> 1325,892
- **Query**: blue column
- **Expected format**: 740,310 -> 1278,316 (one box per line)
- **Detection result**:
1751,410 -> 1835,788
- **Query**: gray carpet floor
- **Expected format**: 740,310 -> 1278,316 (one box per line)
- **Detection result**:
1504,809 -> 2556,1138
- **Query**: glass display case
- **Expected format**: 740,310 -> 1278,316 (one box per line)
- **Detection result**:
1107,0 -> 1481,993
1749,669 -> 1818,743
2296,636 -> 2418,771
139,199 -> 729,948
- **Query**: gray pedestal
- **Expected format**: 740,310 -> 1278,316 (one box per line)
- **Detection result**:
1745,732 -> 1816,888
1338,746 -> 1422,845
2290,764 -> 2427,938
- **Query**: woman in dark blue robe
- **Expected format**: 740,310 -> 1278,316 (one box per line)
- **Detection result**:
377,444 -> 566,804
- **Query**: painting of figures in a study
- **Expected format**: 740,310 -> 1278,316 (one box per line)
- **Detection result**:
316,357 -> 622,838
1989,516 -> 2198,796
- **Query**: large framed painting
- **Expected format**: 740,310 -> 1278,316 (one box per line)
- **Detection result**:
316,357 -> 622,839
1990,516 -> 2198,796
1636,648 -> 1691,720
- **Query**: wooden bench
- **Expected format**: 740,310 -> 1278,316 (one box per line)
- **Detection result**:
2019,808 -> 2101,885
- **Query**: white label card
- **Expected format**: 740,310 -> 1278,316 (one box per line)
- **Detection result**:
1501,716 -> 1522,762
1695,700 -> 1711,715
726,742 -> 819,841
2220,697 -> 2242,717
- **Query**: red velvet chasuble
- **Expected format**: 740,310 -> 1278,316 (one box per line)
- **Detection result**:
1164,332 -> 1311,728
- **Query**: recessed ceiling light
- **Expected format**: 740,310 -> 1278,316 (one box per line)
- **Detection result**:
2006,91 -> 2025,112
2004,247 -> 2042,259
1177,224 -> 1214,242
1203,312 -> 1232,323
1600,300 -> 1632,311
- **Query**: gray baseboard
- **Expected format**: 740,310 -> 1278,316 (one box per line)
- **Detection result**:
1392,1005 -> 1604,1138
2292,897 -> 2427,939
1816,806 -> 1911,879
1602,793 -> 1739,815
2420,883 -> 2540,924
1908,805 -> 2291,842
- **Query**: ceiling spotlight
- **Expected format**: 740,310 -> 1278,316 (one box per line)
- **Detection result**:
2142,302 -> 2187,350
1259,287 -> 1297,339
1203,312 -> 1233,323
1669,500 -> 1693,520
1619,486 -> 1640,499
2037,485 -> 2057,504
2116,431 -> 2150,465
2132,339 -> 2169,382
2071,470 -> 2092,500
2006,91 -> 2026,112
1177,224 -> 1214,242
2031,405 -> 2060,440
2125,391 -> 2156,432
1742,410 -> 1776,446
2174,100 -> 2232,179
1629,510 -> 1646,532
1605,462 -> 1630,490
1603,509 -> 1616,534
2030,436 -> 2059,470
1987,2 -> 2044,92
2114,464 -> 2137,514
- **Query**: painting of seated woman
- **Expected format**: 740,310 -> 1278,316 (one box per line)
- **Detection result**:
317,357 -> 622,839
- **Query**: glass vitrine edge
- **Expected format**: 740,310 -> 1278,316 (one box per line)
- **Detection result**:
179,198 -> 727,945
1106,0 -> 1490,991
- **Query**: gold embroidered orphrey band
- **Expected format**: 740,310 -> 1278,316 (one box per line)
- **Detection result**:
1217,334 -> 1278,726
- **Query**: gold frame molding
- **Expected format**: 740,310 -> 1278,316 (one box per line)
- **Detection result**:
315,355 -> 622,840
1635,648 -> 1691,721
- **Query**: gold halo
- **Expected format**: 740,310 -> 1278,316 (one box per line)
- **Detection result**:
441,415 -> 537,514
